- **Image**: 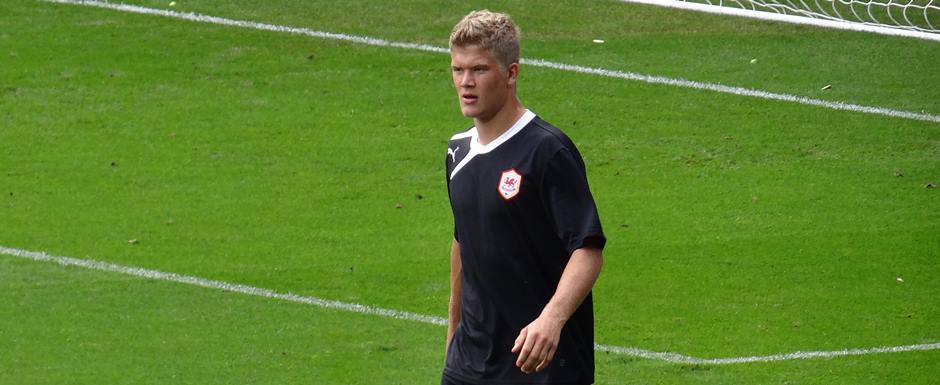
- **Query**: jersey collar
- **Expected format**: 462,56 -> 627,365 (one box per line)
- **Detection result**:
449,109 -> 535,180
470,109 -> 535,154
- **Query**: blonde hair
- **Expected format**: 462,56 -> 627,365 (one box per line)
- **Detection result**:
449,10 -> 520,69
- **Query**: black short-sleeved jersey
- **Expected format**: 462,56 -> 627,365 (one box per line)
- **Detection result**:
444,110 -> 606,385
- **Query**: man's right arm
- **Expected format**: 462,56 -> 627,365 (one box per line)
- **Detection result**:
446,238 -> 462,352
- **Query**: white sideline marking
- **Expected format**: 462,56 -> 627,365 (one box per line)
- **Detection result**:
39,0 -> 940,124
616,0 -> 940,42
0,245 -> 446,326
594,342 -> 940,364
2,245 -> 938,365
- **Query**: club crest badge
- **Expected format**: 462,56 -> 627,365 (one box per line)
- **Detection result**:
498,169 -> 522,200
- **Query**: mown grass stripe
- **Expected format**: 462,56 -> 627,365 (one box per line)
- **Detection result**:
40,0 -> 940,124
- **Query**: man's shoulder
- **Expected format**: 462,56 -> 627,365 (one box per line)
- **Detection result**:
525,116 -> 578,153
445,126 -> 475,176
449,126 -> 475,143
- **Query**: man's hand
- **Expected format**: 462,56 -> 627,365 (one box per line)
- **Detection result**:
511,314 -> 565,374
510,245 -> 603,375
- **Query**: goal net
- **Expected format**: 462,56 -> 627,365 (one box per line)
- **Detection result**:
620,0 -> 940,40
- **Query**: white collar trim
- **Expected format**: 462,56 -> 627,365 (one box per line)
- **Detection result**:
449,109 -> 535,180
470,109 -> 535,154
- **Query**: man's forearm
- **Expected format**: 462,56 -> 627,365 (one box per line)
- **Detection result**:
541,246 -> 603,323
447,292 -> 461,347
447,239 -> 462,351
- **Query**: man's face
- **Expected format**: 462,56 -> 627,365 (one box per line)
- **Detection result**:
450,45 -> 517,123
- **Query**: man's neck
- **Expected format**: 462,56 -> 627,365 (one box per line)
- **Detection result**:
475,100 -> 525,146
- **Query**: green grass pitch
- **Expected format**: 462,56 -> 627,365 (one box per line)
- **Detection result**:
1,1 -> 938,384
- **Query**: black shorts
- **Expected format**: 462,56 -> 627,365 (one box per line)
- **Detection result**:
440,373 -> 476,385
441,372 -> 591,385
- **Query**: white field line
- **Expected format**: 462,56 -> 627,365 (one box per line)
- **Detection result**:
2,245 -> 938,365
40,0 -> 940,124
616,0 -> 940,42
0,245 -> 446,326
594,342 -> 940,364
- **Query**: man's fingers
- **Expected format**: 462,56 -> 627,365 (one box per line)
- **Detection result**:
534,343 -> 558,373
513,318 -> 564,374
523,333 -> 559,373
522,343 -> 545,373
511,327 -> 527,353
519,332 -> 554,373
515,330 -> 537,369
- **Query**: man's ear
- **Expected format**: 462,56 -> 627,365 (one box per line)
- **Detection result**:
506,62 -> 519,86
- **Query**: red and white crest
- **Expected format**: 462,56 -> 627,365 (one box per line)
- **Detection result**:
498,169 -> 522,200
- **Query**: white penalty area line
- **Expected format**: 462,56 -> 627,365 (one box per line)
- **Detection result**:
3,245 -> 939,365
40,0 -> 940,124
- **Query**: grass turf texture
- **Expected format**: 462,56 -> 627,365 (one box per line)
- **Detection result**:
1,0 -> 938,384
122,0 -> 940,115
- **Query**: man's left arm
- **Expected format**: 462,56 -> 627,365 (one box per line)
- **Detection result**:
511,243 -> 603,374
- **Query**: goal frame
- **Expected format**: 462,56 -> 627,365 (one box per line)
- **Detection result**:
617,0 -> 940,42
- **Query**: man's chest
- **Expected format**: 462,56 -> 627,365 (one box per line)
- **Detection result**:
448,153 -> 541,221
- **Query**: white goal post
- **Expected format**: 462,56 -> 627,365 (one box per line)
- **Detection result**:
618,0 -> 940,41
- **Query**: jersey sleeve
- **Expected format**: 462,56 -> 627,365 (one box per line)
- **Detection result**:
445,149 -> 459,242
539,147 -> 606,255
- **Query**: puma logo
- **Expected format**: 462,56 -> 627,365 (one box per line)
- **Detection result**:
447,146 -> 459,162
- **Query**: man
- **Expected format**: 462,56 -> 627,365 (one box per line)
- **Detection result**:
443,10 -> 606,385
